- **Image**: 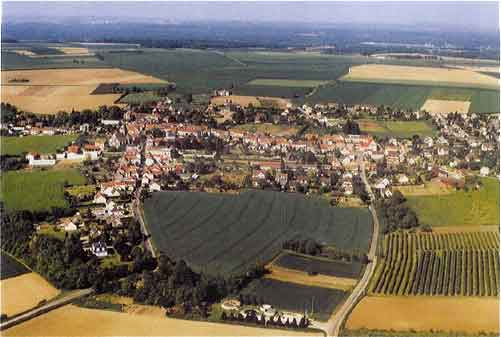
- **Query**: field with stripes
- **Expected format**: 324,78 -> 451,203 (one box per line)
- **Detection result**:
370,231 -> 499,296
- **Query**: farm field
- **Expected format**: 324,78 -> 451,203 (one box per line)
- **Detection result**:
143,190 -> 373,275
246,79 -> 329,87
1,51 -> 109,70
396,179 -> 453,196
3,304 -> 320,336
231,123 -> 299,137
0,168 -> 86,211
358,119 -> 436,138
273,252 -> 363,279
1,252 -> 29,280
241,278 -> 347,321
370,231 -> 500,296
118,92 -> 164,105
1,68 -> 166,114
406,177 -> 500,227
345,296 -> 499,334
1,134 -> 78,156
1,272 -> 59,317
342,64 -> 499,90
420,99 -> 471,115
211,95 -> 290,108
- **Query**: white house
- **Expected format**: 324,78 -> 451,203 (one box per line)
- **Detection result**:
149,182 -> 162,192
480,167 -> 490,177
91,241 -> 108,257
93,192 -> 107,205
397,174 -> 410,185
26,153 -> 56,167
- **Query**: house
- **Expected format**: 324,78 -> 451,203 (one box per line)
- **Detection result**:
397,174 -> 410,185
91,241 -> 108,257
26,153 -> 56,167
93,192 -> 107,205
60,219 -> 78,232
149,181 -> 162,192
438,167 -> 465,188
480,167 -> 490,177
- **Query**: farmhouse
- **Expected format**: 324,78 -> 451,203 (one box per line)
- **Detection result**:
26,153 -> 56,167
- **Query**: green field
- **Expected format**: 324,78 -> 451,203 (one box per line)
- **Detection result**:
301,82 -> 500,113
370,231 -> 499,296
0,168 -> 86,211
1,135 -> 78,156
358,119 -> 436,138
241,278 -> 347,321
1,51 -> 109,70
144,190 -> 373,275
406,178 -> 500,227
247,79 -> 329,87
118,92 -> 164,104
1,251 -> 30,280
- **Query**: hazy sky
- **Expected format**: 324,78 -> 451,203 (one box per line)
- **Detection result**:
3,1 -> 499,32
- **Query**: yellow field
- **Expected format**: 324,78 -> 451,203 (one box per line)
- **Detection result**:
12,50 -> 36,57
211,95 -> 290,109
421,99 -> 471,115
343,64 -> 499,89
1,68 -> 167,114
432,225 -> 499,233
4,305 -> 321,336
266,265 -> 356,291
346,296 -> 499,334
0,272 -> 59,317
54,47 -> 91,55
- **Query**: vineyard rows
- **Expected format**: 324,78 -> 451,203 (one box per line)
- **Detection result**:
370,231 -> 499,296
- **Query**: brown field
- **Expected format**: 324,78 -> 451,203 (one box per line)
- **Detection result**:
421,99 -> 471,115
0,272 -> 59,317
346,296 -> 500,334
266,265 -> 356,291
54,47 -> 91,55
396,179 -> 453,196
1,68 -> 167,114
211,95 -> 290,109
3,305 -> 321,336
357,120 -> 387,133
343,64 -> 499,89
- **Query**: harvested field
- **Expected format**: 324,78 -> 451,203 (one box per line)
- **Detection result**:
144,190 -> 373,276
1,68 -> 166,114
247,79 -> 329,87
0,272 -> 59,317
211,95 -> 290,109
3,304 -> 321,336
343,64 -> 499,89
55,47 -> 91,55
421,99 -> 471,115
0,252 -> 29,280
266,265 -> 356,291
346,296 -> 499,334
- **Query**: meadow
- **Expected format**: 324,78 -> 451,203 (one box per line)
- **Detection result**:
1,134 -> 78,156
358,119 -> 436,138
1,252 -> 29,280
241,278 -> 347,321
406,177 -> 500,227
231,123 -> 299,137
0,168 -> 86,211
143,190 -> 373,275
370,231 -> 499,296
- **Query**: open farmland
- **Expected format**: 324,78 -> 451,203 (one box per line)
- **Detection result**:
273,252 -> 363,279
370,231 -> 499,296
1,134 -> 78,156
342,64 -> 499,89
144,190 -> 373,275
1,68 -> 166,114
406,177 -> 500,227
211,95 -> 290,109
1,272 -> 59,317
358,119 -> 436,138
246,79 -> 329,87
231,123 -> 299,137
241,278 -> 348,321
1,252 -> 29,280
421,99 -> 471,115
345,296 -> 499,334
0,168 -> 86,211
3,304 -> 321,336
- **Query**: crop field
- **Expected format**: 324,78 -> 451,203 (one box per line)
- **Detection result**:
265,265 -> 357,290
0,168 -> 86,211
234,84 -> 313,99
241,278 -> 347,320
210,95 -> 290,109
369,231 -> 500,296
246,79 -> 329,87
144,190 -> 373,275
358,119 -> 436,138
1,272 -> 59,317
406,177 -> 500,227
302,82 -> 500,113
420,99 -> 471,115
342,64 -> 499,90
273,252 -> 363,279
1,134 -> 78,156
1,68 -> 166,114
1,252 -> 29,280
231,123 -> 299,137
118,92 -> 164,105
346,296 -> 499,334
1,51 -> 109,70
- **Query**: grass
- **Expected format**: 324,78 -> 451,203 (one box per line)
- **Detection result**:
144,190 -> 373,276
1,51 -> 109,70
1,251 -> 30,280
38,225 -> 67,241
406,177 -> 500,227
1,134 -> 78,156
241,278 -> 348,321
0,168 -> 86,211
118,92 -> 164,104
231,123 -> 299,136
358,119 -> 437,138
65,184 -> 96,198
247,79 -> 329,87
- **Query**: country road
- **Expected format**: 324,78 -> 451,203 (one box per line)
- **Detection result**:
133,190 -> 156,258
324,153 -> 380,337
0,288 -> 93,331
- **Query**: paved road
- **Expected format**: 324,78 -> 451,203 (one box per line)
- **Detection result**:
133,190 -> 156,258
0,288 -> 93,331
324,153 -> 380,337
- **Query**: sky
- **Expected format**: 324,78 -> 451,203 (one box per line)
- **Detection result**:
2,1 -> 499,32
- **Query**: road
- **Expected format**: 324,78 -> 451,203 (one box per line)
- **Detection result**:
133,189 -> 156,258
324,153 -> 380,337
0,288 -> 93,331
